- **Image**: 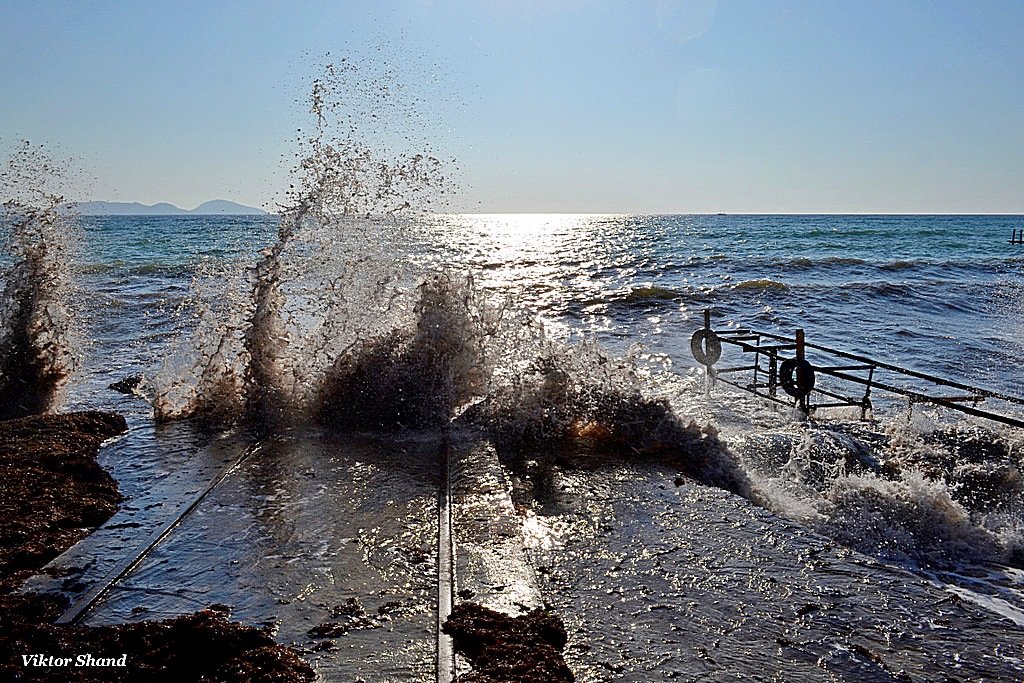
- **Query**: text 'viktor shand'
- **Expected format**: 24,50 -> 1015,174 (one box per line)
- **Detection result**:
22,654 -> 128,667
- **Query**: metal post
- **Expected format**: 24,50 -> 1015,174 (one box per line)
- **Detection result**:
861,366 -> 875,420
752,346 -> 760,391
795,329 -> 808,412
703,309 -> 713,395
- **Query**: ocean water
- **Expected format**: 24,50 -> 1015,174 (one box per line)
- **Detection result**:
75,212 -> 1024,394
13,211 -> 1024,680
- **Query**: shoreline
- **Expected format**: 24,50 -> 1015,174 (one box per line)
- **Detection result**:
0,411 -> 315,682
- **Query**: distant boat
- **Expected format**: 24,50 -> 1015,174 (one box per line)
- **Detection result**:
716,212 -> 727,215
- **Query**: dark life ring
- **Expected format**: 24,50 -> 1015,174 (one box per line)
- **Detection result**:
779,358 -> 815,398
690,329 -> 722,367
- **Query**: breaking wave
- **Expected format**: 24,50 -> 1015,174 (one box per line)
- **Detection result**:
151,55 -> 477,431
732,278 -> 789,292
741,419 -> 1024,568
0,141 -> 81,419
474,340 -> 757,497
145,54 -> 1024,574
146,54 -> 758,497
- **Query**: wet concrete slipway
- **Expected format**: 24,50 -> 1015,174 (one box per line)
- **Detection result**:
21,388 -> 1024,682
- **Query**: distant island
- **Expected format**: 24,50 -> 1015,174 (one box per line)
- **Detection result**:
76,199 -> 267,216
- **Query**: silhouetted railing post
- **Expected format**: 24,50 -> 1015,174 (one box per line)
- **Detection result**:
796,329 -> 808,412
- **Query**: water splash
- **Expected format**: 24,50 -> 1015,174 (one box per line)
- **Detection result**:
151,54 -> 454,428
740,415 -> 1024,568
146,53 -> 754,507
0,141 -> 81,418
476,340 -> 757,497
146,55 -> 1024,575
315,272 -> 496,430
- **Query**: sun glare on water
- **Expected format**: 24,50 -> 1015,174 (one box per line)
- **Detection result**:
466,213 -> 608,255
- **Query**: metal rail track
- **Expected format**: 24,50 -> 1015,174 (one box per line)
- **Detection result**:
55,440 -> 262,625
437,437 -> 455,683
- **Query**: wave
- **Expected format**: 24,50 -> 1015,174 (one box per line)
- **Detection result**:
820,256 -> 868,266
819,470 -> 1010,568
744,422 -> 1024,569
315,272 -> 494,430
151,57 -> 457,428
141,56 -> 1024,576
0,142 -> 81,419
79,262 -> 199,277
621,284 -> 684,301
636,253 -> 1010,285
879,259 -> 921,271
732,278 -> 789,292
472,341 -> 757,498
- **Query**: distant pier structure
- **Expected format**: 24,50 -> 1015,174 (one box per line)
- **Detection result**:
1011,229 -> 1024,244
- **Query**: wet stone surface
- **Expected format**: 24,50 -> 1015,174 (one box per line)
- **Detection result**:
450,432 -> 542,615
76,431 -> 442,682
23,421 -> 252,604
516,461 -> 1024,682
0,411 -> 316,683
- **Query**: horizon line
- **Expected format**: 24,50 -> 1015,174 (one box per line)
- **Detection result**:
74,207 -> 1024,217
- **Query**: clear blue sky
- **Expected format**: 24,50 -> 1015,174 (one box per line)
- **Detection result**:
2,0 -> 1023,213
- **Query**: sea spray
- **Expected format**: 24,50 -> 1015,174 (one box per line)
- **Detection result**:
819,468 -> 1007,567
243,206 -> 301,427
148,53 -> 756,500
151,54 -> 452,426
150,255 -> 252,423
475,339 -> 758,497
0,141 -> 80,419
315,272 -> 491,430
740,416 -> 1024,568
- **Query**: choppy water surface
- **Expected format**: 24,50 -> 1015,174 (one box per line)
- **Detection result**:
32,212 -> 1024,679
77,212 -> 1024,389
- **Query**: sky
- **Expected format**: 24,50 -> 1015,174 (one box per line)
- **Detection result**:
1,0 -> 1023,213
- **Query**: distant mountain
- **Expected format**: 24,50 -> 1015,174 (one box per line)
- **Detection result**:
189,199 -> 266,215
76,200 -> 266,216
76,201 -> 185,215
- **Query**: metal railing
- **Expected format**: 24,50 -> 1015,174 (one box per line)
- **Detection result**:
691,310 -> 1024,429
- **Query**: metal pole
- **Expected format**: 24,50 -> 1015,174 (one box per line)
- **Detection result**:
703,309 -> 713,395
796,329 -> 808,412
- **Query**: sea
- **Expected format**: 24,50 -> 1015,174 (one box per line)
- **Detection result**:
12,211 -> 1024,680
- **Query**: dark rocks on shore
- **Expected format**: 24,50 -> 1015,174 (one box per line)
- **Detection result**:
443,602 -> 574,683
1,601 -> 316,683
0,410 -> 315,683
0,411 -> 127,592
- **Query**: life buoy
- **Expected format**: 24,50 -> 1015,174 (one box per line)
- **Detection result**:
779,358 -> 815,398
690,329 -> 722,366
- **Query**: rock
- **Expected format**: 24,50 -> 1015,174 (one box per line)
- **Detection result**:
108,374 -> 143,394
443,602 -> 574,683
